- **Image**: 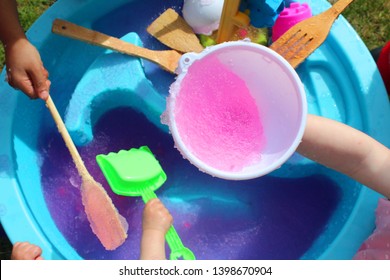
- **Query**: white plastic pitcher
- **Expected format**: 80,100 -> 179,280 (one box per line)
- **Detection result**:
164,41 -> 307,180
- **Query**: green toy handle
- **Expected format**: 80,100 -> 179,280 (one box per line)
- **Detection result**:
141,189 -> 196,260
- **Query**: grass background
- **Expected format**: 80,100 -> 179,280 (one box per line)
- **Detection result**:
0,0 -> 389,71
0,0 -> 389,260
329,0 -> 389,49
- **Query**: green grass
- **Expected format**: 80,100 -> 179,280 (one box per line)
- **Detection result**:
15,0 -> 56,28
0,0 -> 389,72
331,0 -> 390,50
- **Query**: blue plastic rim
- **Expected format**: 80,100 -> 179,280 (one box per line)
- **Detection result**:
0,0 -> 389,260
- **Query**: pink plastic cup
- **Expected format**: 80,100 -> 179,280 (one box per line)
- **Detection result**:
164,41 -> 307,180
272,2 -> 312,42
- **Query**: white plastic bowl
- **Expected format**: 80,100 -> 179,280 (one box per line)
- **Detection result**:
165,41 -> 307,180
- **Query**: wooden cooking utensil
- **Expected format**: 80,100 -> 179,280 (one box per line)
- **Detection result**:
270,0 -> 355,68
216,0 -> 250,44
52,19 -> 181,74
45,95 -> 128,250
147,8 -> 204,53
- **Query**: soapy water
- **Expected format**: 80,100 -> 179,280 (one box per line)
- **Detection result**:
40,107 -> 341,260
172,54 -> 265,172
0,0 -> 381,261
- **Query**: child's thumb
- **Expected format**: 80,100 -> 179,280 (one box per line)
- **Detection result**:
30,69 -> 50,100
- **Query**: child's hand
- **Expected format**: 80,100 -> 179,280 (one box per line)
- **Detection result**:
5,38 -> 50,100
140,199 -> 173,259
11,242 -> 44,260
142,198 -> 173,234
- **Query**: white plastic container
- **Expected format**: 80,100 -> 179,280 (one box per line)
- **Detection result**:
165,41 -> 307,180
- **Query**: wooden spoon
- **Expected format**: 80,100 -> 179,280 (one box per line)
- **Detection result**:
52,19 -> 181,74
45,95 -> 128,250
270,0 -> 355,68
147,8 -> 204,53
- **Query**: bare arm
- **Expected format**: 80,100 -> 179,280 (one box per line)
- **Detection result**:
0,0 -> 50,99
0,0 -> 25,44
297,114 -> 390,198
140,198 -> 173,260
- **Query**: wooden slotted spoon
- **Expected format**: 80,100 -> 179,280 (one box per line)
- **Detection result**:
270,0 -> 354,68
52,19 -> 181,74
46,96 -> 128,250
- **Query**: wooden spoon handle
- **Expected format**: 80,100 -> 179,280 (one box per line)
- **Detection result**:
216,0 -> 250,44
52,19 -> 156,59
52,19 -> 180,73
331,0 -> 354,15
46,96 -> 90,179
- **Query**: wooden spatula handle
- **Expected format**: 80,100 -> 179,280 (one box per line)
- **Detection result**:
46,96 -> 90,178
52,19 -> 160,62
52,19 -> 180,74
216,0 -> 250,44
331,0 -> 354,15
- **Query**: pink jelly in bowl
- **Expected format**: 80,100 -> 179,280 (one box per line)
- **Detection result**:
164,41 -> 307,180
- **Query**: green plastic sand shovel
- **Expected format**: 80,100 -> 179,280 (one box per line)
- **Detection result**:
96,146 -> 195,260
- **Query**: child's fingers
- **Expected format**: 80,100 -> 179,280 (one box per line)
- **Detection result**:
146,198 -> 160,207
12,242 -> 43,260
143,198 -> 173,231
16,78 -> 36,98
23,242 -> 42,259
29,66 -> 50,100
29,244 -> 43,260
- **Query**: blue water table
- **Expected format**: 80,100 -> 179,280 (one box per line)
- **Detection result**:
0,0 -> 389,259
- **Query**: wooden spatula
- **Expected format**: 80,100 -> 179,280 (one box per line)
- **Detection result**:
147,8 -> 204,53
52,19 -> 181,74
270,0 -> 354,68
46,95 -> 128,250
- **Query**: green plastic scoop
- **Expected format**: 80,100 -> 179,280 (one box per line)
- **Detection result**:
96,146 -> 195,260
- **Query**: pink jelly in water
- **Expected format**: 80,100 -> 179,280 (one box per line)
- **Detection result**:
173,53 -> 265,172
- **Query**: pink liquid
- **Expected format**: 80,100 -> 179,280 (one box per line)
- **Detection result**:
173,53 -> 265,172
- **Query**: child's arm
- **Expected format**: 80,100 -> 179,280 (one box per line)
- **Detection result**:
0,0 -> 50,100
140,198 -> 173,260
11,242 -> 43,260
0,0 -> 25,44
297,114 -> 390,198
